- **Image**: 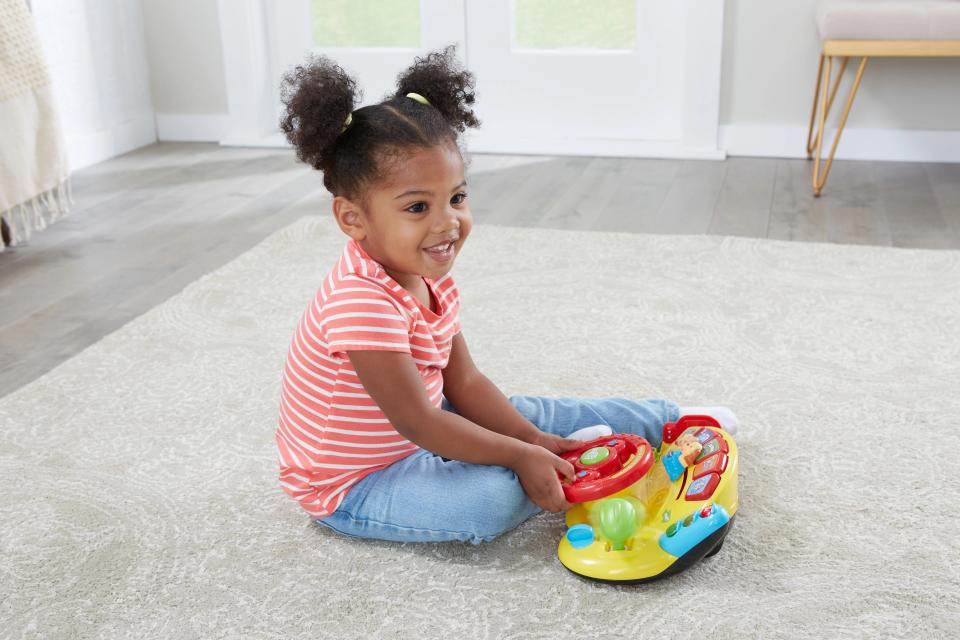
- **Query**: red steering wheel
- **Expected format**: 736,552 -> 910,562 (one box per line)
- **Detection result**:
557,434 -> 654,503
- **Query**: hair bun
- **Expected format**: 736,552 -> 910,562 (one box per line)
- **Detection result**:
279,53 -> 362,171
394,44 -> 480,132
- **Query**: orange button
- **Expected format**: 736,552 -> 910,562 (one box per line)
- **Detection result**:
692,452 -> 728,479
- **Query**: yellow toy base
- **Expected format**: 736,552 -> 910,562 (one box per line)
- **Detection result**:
557,424 -> 738,583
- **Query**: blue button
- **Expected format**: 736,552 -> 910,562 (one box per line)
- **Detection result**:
606,440 -> 618,446
566,524 -> 595,549
662,450 -> 686,482
696,429 -> 717,444
686,476 -> 709,497
577,470 -> 588,478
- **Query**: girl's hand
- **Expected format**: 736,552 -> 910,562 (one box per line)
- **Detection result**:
510,443 -> 576,513
528,431 -> 585,456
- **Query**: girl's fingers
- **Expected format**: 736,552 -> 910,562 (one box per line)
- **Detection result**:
556,458 -> 575,482
552,483 -> 572,512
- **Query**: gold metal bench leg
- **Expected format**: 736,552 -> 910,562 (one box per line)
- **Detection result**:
806,55 -> 849,159
810,55 -> 869,197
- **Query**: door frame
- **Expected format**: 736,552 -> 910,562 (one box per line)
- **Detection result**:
217,0 -> 726,159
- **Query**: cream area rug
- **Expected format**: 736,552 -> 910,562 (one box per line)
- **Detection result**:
2,216 -> 959,639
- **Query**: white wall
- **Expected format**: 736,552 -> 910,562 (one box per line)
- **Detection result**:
140,0 -> 227,141
720,0 -> 960,160
137,0 -> 960,160
32,0 -> 156,170
722,0 -> 960,129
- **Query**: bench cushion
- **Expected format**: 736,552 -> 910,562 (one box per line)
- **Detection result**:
817,0 -> 960,40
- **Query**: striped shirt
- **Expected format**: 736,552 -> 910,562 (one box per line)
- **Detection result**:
275,238 -> 462,518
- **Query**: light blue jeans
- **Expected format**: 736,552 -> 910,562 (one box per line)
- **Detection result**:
315,395 -> 680,545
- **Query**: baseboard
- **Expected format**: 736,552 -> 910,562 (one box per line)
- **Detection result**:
720,124 -> 960,163
464,133 -> 725,160
155,113 -> 227,142
66,112 -> 157,171
218,131 -> 287,148
192,117 -> 960,163
217,130 -> 726,160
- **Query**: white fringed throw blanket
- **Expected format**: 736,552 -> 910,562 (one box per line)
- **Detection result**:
0,0 -> 71,250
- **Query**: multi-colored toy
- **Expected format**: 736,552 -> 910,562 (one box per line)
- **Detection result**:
557,415 -> 738,583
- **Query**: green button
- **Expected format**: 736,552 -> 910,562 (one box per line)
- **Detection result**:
579,446 -> 610,466
666,522 -> 680,537
696,439 -> 721,462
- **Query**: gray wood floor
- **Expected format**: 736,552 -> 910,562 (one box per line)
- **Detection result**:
2,142 -> 959,398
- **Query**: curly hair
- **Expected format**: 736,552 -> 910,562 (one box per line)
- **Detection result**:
279,44 -> 480,205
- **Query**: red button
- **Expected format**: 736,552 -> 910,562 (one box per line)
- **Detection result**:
685,472 -> 721,501
692,452 -> 728,479
694,436 -> 729,464
700,504 -> 713,518
695,428 -> 718,445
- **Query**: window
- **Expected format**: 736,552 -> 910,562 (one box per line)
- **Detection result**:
514,0 -> 636,50
311,0 -> 421,48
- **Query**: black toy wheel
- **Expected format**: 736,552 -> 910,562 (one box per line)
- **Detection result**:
562,517 -> 735,585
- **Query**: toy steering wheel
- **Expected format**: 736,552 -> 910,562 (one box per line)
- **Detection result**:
558,434 -> 654,503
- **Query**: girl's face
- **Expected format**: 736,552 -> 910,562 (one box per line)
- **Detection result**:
333,143 -> 472,291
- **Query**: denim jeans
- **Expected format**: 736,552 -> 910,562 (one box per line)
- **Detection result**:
315,395 -> 680,545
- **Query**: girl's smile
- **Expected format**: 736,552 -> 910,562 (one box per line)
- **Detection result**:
423,234 -> 459,263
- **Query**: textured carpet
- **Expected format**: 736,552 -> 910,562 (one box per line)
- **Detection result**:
2,216 -> 959,639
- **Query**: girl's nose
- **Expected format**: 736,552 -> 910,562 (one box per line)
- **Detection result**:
435,206 -> 461,231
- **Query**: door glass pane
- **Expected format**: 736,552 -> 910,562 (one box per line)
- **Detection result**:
312,0 -> 421,48
514,0 -> 636,50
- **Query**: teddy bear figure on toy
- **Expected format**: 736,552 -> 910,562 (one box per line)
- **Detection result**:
674,434 -> 703,466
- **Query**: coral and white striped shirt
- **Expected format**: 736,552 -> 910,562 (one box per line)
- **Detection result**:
275,238 -> 462,518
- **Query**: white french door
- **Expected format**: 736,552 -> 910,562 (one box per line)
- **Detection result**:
218,0 -> 725,158
266,0 -> 466,125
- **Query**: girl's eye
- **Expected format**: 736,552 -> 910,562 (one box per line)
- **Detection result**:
406,192 -> 468,214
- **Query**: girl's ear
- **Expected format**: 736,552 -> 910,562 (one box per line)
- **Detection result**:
332,195 -> 367,241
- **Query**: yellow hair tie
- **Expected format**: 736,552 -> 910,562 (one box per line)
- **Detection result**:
406,92 -> 431,106
342,93 -> 427,133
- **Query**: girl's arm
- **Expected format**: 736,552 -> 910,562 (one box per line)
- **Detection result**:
348,348 -> 574,512
440,332 -> 543,444
348,348 -> 527,467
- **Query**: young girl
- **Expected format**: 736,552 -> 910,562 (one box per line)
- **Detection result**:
275,45 -> 738,545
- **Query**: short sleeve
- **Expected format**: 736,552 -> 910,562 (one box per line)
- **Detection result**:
439,276 -> 462,332
446,295 -> 462,336
320,284 -> 413,359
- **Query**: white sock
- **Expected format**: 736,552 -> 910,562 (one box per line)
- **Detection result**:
568,424 -> 614,441
678,406 -> 739,434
